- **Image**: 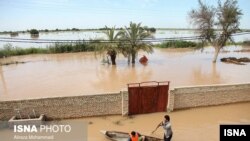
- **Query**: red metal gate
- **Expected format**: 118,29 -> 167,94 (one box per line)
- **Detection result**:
128,81 -> 170,115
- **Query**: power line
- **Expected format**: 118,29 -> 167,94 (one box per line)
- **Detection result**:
0,32 -> 249,44
0,34 -> 204,42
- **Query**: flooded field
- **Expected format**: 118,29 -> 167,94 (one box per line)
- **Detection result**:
0,30 -> 249,48
0,46 -> 250,100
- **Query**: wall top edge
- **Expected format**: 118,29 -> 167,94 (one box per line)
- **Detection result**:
0,91 -> 122,103
172,82 -> 250,90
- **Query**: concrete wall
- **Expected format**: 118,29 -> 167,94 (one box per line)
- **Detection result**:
1,83 -> 250,121
168,83 -> 250,110
0,92 -> 125,120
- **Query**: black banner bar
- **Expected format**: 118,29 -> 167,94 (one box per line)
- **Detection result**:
220,124 -> 250,141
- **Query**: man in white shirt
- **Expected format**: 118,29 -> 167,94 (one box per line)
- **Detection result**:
154,115 -> 173,141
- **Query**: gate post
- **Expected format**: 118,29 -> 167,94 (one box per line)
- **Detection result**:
121,90 -> 129,116
167,89 -> 175,112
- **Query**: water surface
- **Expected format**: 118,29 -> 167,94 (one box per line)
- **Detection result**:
0,30 -> 249,48
1,102 -> 249,141
0,46 -> 250,100
83,102 -> 250,141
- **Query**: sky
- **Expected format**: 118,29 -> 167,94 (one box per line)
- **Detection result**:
0,0 -> 250,31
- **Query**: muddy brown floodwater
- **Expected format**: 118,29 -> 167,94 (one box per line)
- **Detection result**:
0,102 -> 249,140
75,102 -> 250,141
0,46 -> 250,141
0,46 -> 250,100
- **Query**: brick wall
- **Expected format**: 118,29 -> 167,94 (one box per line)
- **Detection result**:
1,83 -> 250,121
168,83 -> 250,110
0,92 -> 124,120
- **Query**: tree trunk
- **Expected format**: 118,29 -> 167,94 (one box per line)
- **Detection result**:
131,53 -> 136,64
128,54 -> 131,64
213,47 -> 220,63
107,50 -> 116,65
110,54 -> 116,65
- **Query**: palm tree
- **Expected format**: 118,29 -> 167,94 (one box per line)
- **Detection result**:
120,22 -> 154,64
95,26 -> 123,65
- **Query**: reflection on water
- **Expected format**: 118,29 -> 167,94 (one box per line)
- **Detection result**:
0,47 -> 250,100
92,65 -> 153,91
190,63 -> 223,85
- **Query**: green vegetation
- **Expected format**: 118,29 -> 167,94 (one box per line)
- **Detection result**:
0,26 -> 158,34
142,26 -> 156,33
0,28 -> 85,35
94,22 -> 155,65
71,28 -> 80,31
1,39 -> 249,59
10,32 -> 19,37
1,27 -> 250,35
29,29 -> 39,35
155,40 -> 204,48
94,26 -> 123,65
1,19 -> 249,66
119,22 -> 154,64
99,27 -> 123,30
47,41 -> 95,53
189,0 -> 242,63
0,42 -> 96,58
0,22 -> 155,65
0,44 -> 47,58
242,40 -> 250,46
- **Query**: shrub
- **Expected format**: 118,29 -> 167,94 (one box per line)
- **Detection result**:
29,29 -> 39,35
155,40 -> 203,48
242,40 -> 250,46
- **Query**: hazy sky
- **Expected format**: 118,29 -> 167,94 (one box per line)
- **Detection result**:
0,0 -> 250,31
